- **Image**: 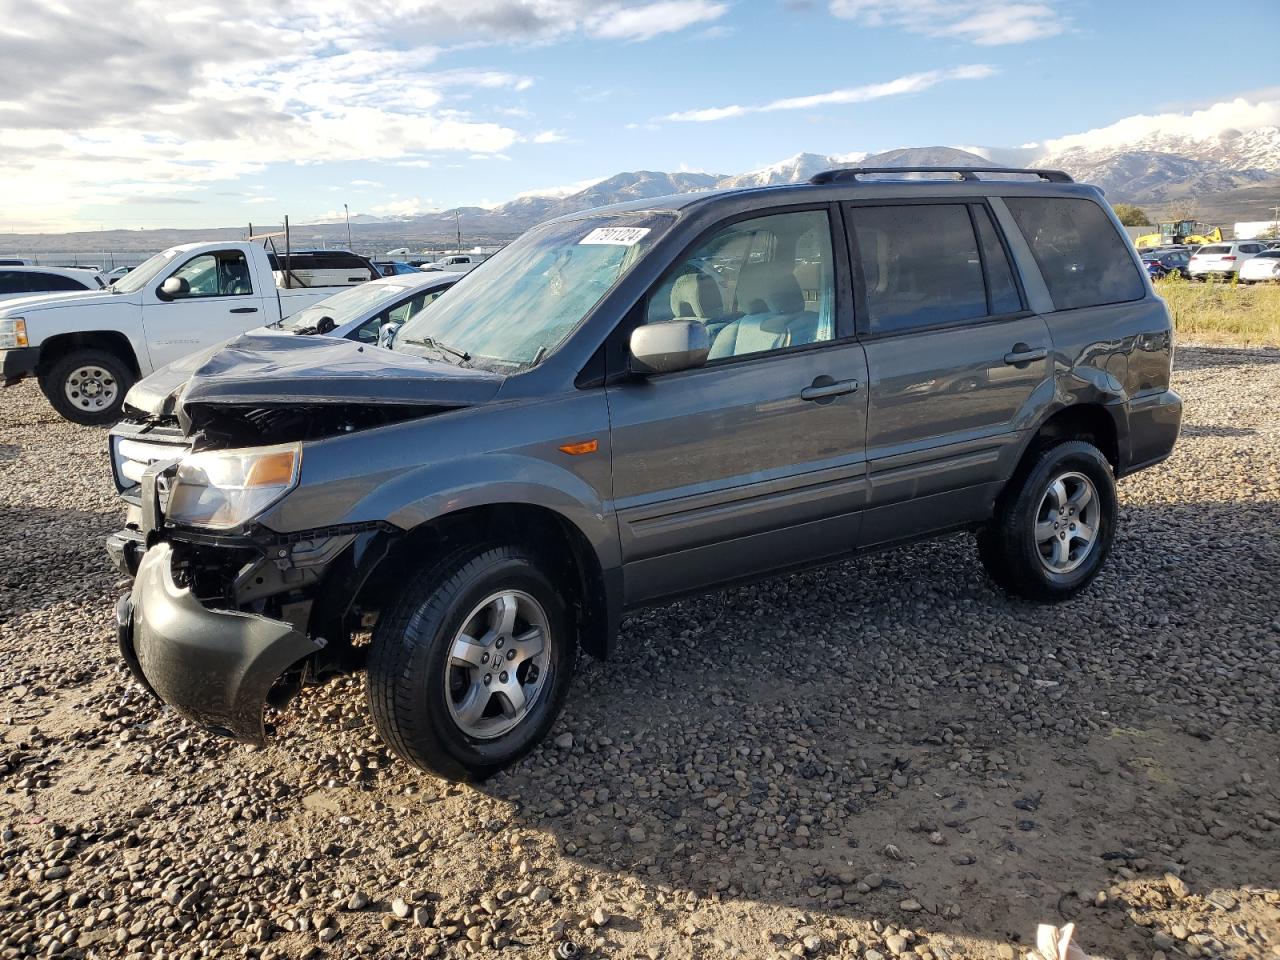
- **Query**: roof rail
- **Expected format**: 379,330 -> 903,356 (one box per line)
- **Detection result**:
808,166 -> 1074,185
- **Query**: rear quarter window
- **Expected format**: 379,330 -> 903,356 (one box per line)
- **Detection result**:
1005,197 -> 1145,310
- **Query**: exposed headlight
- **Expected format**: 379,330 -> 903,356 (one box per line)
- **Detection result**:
166,443 -> 301,530
0,318 -> 28,350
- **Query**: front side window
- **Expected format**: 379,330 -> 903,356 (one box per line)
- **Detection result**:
644,209 -> 836,361
395,214 -> 672,371
1005,197 -> 1144,310
167,251 -> 253,298
850,203 -> 988,334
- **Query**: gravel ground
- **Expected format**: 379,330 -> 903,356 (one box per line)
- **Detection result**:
1,345 -> 1278,960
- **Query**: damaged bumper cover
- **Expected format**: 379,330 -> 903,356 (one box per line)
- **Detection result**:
118,542 -> 324,744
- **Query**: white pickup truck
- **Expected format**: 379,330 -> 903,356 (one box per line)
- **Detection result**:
0,241 -> 376,424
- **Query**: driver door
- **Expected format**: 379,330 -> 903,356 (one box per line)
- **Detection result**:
142,250 -> 265,368
606,206 -> 868,605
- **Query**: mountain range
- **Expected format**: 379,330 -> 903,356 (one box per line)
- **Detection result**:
11,129 -> 1280,254
353,127 -> 1280,237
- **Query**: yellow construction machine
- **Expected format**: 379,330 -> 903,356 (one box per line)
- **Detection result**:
1135,220 -> 1223,249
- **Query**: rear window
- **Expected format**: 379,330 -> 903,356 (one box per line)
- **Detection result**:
1005,197 -> 1144,310
38,273 -> 92,291
1198,245 -> 1229,255
850,203 -> 1018,334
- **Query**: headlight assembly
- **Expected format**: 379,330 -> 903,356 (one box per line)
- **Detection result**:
166,443 -> 301,530
0,318 -> 28,349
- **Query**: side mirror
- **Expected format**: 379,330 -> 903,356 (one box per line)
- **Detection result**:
629,320 -> 710,375
156,276 -> 190,301
378,321 -> 403,349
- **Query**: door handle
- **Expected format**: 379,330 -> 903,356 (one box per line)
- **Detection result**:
800,378 -> 860,402
1004,343 -> 1047,365
229,307 -> 259,314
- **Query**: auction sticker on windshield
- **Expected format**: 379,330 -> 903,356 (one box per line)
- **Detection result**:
579,226 -> 651,246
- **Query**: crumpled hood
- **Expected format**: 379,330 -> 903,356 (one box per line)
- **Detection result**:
124,330 -> 504,418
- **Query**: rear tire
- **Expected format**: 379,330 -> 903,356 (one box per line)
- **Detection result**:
977,440 -> 1117,603
40,348 -> 134,425
366,543 -> 576,781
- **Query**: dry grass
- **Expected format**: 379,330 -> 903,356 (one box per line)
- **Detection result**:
1156,275 -> 1280,347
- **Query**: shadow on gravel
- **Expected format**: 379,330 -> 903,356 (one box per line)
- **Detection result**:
1175,344 -> 1280,372
0,443 -> 17,462
1178,424 -> 1258,438
0,504 -> 121,622
466,497 -> 1280,958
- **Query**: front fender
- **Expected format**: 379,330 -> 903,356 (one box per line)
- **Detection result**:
260,392 -> 618,569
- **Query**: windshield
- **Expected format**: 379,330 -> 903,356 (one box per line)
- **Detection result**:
111,248 -> 185,294
394,213 -> 673,370
280,280 -> 422,331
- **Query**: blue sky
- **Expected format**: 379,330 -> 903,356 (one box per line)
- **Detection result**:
1,0 -> 1277,231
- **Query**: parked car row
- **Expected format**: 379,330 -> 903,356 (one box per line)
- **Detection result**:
99,166 -> 1182,782
1187,240 -> 1272,281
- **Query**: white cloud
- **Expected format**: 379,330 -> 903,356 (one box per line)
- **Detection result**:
1035,97 -> 1280,155
666,65 -> 996,122
350,179 -> 383,188
372,197 -> 437,217
0,0 -> 725,228
828,0 -> 1066,45
587,1 -> 729,41
515,176 -> 606,199
531,130 -> 568,143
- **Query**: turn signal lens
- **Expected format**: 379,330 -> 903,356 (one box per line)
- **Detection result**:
245,450 -> 298,487
558,439 -> 599,456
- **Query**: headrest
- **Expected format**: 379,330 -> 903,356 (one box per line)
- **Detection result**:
670,270 -> 723,319
737,265 -> 805,316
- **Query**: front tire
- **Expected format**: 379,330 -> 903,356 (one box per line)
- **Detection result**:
367,544 -> 576,781
977,440 -> 1117,602
40,348 -> 134,425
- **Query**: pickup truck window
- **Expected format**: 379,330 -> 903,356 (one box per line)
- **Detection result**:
111,248 -> 185,295
168,251 -> 253,298
395,214 -> 673,371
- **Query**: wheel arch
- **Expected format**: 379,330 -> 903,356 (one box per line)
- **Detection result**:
37,330 -> 142,379
1002,402 -> 1122,509
354,502 -> 618,660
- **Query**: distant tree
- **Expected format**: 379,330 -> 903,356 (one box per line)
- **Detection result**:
1113,204 -> 1153,226
1256,225 -> 1280,240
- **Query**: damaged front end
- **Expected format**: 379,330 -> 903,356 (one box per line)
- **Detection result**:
115,469 -> 401,744
109,334 -> 504,743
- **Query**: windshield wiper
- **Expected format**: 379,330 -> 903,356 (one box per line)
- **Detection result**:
400,336 -> 471,363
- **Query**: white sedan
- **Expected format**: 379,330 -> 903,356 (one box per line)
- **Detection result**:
269,270 -> 463,341
0,265 -> 105,302
1239,250 -> 1280,283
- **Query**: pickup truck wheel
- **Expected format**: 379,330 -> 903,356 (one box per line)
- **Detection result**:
366,544 -> 575,781
977,440 -> 1116,603
40,349 -> 134,425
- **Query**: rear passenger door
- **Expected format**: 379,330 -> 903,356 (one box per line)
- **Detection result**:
844,200 -> 1052,546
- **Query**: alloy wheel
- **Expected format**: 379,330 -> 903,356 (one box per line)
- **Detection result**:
443,590 -> 551,740
1034,470 -> 1099,574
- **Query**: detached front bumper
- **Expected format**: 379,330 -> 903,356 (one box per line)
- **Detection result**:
118,542 -> 323,744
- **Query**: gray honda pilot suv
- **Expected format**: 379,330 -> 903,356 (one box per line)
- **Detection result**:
109,166 -> 1182,781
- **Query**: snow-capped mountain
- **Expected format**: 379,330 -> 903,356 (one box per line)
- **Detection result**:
1034,125 -> 1280,199
716,152 -> 862,189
